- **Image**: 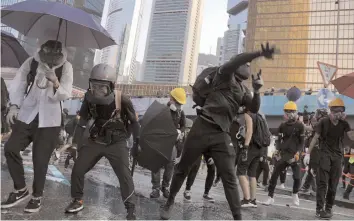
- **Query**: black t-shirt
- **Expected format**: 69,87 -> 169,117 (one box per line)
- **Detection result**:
277,121 -> 305,161
315,117 -> 350,156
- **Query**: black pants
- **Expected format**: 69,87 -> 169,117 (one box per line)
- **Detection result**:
169,117 -> 241,219
64,148 -> 77,168
344,163 -> 354,194
256,160 -> 270,186
268,160 -> 301,197
151,160 -> 174,190
4,118 -> 60,197
316,152 -> 342,211
186,155 -> 215,195
71,139 -> 135,207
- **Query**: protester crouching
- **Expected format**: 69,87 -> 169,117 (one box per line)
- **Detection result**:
64,64 -> 139,220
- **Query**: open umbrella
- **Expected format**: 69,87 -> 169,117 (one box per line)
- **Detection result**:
134,101 -> 178,174
1,31 -> 29,68
331,73 -> 354,99
1,1 -> 115,49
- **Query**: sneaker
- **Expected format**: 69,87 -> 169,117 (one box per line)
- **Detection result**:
126,206 -> 136,220
292,193 -> 300,206
278,183 -> 285,189
1,189 -> 30,209
316,209 -> 332,219
300,186 -> 310,193
65,199 -> 84,213
240,199 -> 253,208
161,187 -> 170,199
55,151 -> 61,160
325,208 -> 333,218
263,196 -> 274,206
203,194 -> 215,203
150,189 -> 160,199
160,199 -> 174,220
250,199 -> 258,208
24,197 -> 41,213
183,190 -> 191,202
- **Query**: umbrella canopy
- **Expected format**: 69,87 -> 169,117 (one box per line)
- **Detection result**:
137,101 -> 178,173
331,73 -> 354,99
1,1 -> 115,49
1,31 -> 29,68
286,86 -> 302,102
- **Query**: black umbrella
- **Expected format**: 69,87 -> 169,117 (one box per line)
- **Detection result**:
1,31 -> 29,68
134,101 -> 178,174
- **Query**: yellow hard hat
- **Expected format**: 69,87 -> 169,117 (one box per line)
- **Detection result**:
284,101 -> 297,111
170,88 -> 187,105
329,98 -> 344,107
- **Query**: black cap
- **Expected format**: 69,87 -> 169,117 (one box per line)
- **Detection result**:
41,40 -> 62,51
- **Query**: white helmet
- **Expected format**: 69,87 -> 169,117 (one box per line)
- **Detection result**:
90,63 -> 116,83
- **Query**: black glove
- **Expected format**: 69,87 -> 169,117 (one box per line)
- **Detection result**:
240,146 -> 248,162
260,42 -> 275,59
131,138 -> 141,158
252,70 -> 264,92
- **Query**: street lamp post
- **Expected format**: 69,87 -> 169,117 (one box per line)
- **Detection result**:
335,0 -> 340,79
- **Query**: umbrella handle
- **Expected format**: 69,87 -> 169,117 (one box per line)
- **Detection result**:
49,19 -> 63,69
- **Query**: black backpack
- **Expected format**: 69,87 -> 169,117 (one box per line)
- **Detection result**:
252,113 -> 271,148
26,58 -> 63,96
191,67 -> 229,108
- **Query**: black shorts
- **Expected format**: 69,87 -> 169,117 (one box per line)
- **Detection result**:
236,146 -> 261,177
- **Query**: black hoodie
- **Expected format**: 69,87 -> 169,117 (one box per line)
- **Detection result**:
277,120 -> 305,161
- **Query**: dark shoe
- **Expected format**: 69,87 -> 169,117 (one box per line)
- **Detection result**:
24,197 -> 41,213
160,199 -> 174,220
316,209 -> 332,220
240,198 -> 253,208
300,186 -> 310,193
150,189 -> 160,199
183,190 -> 191,202
250,199 -> 258,208
161,187 -> 170,198
213,177 -> 221,187
343,192 -> 350,200
65,199 -> 84,213
1,189 -> 30,209
203,194 -> 215,203
126,206 -> 136,220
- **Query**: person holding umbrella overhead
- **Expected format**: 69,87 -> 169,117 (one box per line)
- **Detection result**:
149,88 -> 186,199
1,40 -> 73,213
64,64 -> 140,220
161,43 -> 276,220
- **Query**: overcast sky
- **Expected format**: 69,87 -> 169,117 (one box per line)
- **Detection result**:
136,0 -> 229,62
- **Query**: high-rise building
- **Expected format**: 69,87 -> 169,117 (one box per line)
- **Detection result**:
222,0 -> 248,62
246,0 -> 354,90
97,0 -> 143,84
142,0 -> 204,85
216,37 -> 224,65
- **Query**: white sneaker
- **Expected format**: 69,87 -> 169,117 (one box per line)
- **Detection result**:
263,196 -> 274,206
183,190 -> 191,202
292,193 -> 300,206
279,183 -> 285,189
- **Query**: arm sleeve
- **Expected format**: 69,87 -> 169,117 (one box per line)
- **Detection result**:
219,52 -> 262,76
298,124 -> 305,152
243,87 -> 261,113
122,95 -> 140,141
48,62 -> 73,102
73,97 -> 90,145
9,57 -> 32,107
179,111 -> 186,132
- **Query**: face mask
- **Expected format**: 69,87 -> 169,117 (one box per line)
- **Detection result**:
329,111 -> 346,122
170,103 -> 177,112
234,64 -> 250,81
284,112 -> 297,121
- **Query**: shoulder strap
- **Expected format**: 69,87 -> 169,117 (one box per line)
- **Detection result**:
55,64 -> 63,82
25,59 -> 39,96
114,89 -> 122,118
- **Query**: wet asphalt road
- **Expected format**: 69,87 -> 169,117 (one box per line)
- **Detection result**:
1,155 -> 354,220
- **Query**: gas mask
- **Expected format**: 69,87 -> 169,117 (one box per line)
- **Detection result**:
284,111 -> 298,122
86,79 -> 115,105
38,40 -> 64,67
329,107 -> 346,122
234,64 -> 251,81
